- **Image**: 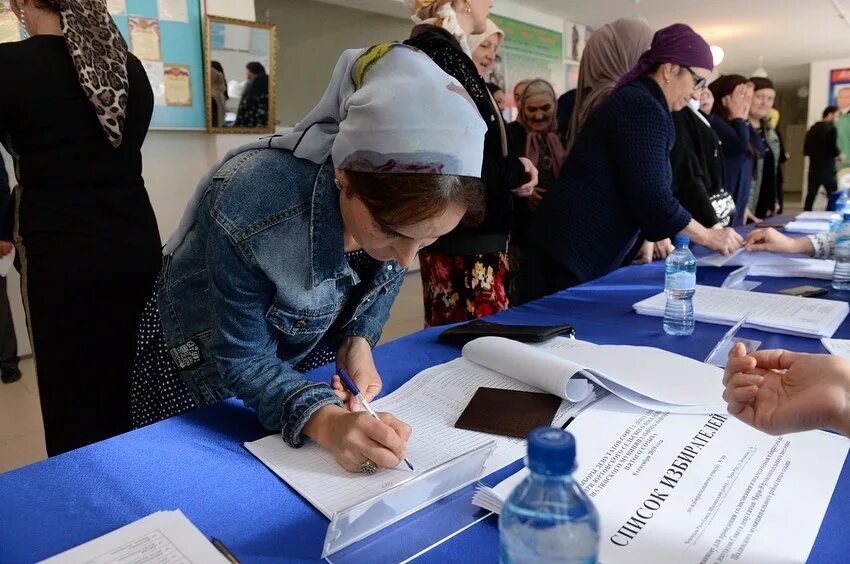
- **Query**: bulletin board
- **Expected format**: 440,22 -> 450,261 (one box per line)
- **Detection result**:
109,0 -> 206,129
0,0 -> 205,130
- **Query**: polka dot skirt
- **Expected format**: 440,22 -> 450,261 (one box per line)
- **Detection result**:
130,295 -> 196,428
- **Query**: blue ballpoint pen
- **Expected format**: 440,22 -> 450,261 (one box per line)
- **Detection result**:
337,368 -> 415,471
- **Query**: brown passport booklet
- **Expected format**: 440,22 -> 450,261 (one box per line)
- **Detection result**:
454,387 -> 561,439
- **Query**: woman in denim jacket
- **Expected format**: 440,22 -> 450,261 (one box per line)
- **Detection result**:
131,43 -> 487,474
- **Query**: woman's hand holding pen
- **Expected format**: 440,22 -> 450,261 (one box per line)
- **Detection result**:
304,405 -> 412,473
332,336 -> 381,412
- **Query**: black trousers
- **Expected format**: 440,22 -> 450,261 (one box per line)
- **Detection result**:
0,274 -> 17,368
805,167 -> 838,211
523,246 -> 581,304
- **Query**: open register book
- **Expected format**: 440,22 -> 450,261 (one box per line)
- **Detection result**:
634,285 -> 848,338
245,336 -> 725,520
473,394 -> 849,564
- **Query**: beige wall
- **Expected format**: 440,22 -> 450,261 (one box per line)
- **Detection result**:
255,0 -> 412,126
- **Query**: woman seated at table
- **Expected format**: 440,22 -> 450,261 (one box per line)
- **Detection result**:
527,24 -> 743,298
745,227 -> 836,259
130,44 -> 486,474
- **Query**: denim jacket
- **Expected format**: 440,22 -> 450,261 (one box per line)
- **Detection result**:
157,148 -> 404,446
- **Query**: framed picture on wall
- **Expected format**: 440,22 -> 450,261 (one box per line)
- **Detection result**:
829,68 -> 850,111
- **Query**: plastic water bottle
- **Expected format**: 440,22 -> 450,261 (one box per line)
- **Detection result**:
832,192 -> 849,231
664,235 -> 696,336
832,214 -> 850,290
499,428 -> 600,564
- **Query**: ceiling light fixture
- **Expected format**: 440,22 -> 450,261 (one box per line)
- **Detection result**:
751,55 -> 768,78
710,45 -> 725,66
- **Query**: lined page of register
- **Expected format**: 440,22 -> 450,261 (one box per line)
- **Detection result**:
245,351 -> 581,519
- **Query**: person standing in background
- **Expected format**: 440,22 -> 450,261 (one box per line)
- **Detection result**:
513,79 -> 530,114
834,87 -> 850,169
0,0 -> 162,455
469,18 -> 503,78
669,87 -> 736,227
563,18 -> 654,154
486,82 -> 506,113
234,61 -> 269,128
748,77 -> 786,218
804,105 -> 841,211
209,60 -> 228,127
528,24 -> 742,298
505,79 -> 565,304
708,75 -> 760,225
405,0 -> 537,326
0,162 -> 19,385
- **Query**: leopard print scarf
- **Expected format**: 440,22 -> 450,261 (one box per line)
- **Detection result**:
60,0 -> 130,148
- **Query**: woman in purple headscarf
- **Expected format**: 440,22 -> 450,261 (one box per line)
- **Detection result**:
528,24 -> 744,298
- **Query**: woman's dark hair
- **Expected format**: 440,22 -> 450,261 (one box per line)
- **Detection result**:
486,82 -> 503,96
749,77 -> 775,92
343,172 -> 485,231
824,105 -> 840,119
246,62 -> 266,76
211,61 -> 224,74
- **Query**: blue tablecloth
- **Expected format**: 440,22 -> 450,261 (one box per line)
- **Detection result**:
1,254 -> 849,563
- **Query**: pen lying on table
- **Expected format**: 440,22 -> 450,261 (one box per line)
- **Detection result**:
338,368 -> 415,472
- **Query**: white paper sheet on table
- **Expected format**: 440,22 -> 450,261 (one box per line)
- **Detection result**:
473,394 -> 849,564
634,285 -> 848,338
40,510 -> 228,563
698,249 -> 835,280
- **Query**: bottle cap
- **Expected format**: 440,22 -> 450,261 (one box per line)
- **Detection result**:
673,235 -> 690,248
527,427 -> 576,476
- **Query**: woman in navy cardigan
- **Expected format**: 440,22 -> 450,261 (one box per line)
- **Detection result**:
528,24 -> 743,298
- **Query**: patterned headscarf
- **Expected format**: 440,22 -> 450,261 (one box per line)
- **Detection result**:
565,18 -> 653,153
517,79 -> 564,178
406,0 -> 471,55
165,43 -> 486,253
59,0 -> 130,148
469,18 -> 503,54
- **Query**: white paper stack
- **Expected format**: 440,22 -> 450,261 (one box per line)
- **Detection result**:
698,248 -> 835,279
785,220 -> 832,234
634,285 -> 848,338
796,211 -> 841,221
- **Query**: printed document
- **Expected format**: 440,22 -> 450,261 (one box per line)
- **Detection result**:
473,395 -> 848,564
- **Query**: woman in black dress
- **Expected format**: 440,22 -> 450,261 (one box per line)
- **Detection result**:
0,0 -> 161,455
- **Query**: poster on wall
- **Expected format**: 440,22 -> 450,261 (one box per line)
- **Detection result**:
129,16 -> 162,61
106,0 -> 126,16
164,64 -> 192,106
0,2 -> 21,44
829,68 -> 850,110
564,20 -> 588,63
490,14 -> 565,107
157,0 -> 188,23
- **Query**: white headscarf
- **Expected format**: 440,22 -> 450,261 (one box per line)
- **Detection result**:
164,43 -> 486,253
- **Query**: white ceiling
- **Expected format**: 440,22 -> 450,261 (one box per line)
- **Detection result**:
518,0 -> 850,86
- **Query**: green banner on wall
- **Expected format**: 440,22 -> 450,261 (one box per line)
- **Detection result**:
491,14 -> 563,61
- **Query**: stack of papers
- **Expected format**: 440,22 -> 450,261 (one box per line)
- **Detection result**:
785,220 -> 832,234
796,211 -> 841,221
634,285 -> 848,338
472,394 -> 849,563
822,338 -> 850,360
698,248 -> 835,279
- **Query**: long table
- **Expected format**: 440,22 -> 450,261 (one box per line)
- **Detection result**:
1,251 -> 849,563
